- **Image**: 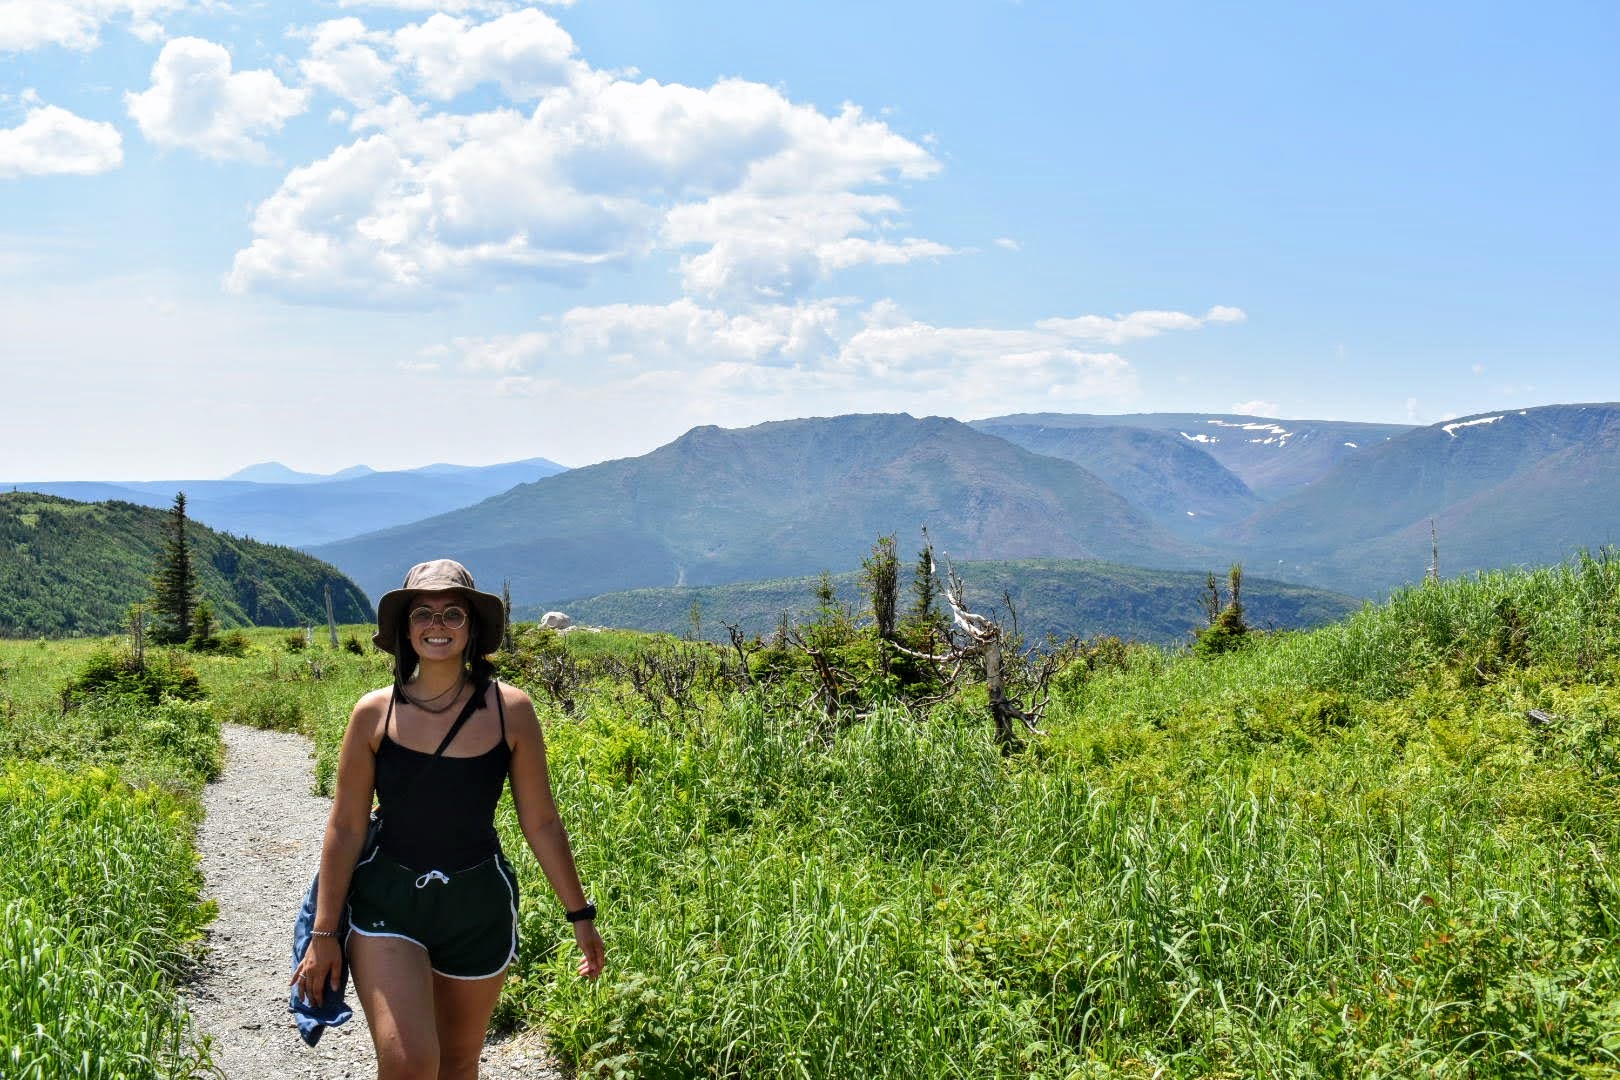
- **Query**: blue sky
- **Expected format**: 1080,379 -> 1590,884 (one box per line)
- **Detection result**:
2,0 -> 1615,479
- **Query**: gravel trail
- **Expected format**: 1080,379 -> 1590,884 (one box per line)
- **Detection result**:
184,723 -> 565,1079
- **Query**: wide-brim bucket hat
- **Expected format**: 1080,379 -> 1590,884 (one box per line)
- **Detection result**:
373,558 -> 505,655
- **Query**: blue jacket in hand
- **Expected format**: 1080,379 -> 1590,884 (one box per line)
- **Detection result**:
289,871 -> 354,1046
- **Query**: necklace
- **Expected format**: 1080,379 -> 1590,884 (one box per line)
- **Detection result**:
401,674 -> 467,714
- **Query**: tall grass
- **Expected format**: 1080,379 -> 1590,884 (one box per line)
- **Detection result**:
0,765 -> 216,1078
479,558 -> 1620,1078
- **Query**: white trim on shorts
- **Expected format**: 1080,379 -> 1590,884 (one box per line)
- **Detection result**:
348,925 -> 431,951
433,856 -> 520,981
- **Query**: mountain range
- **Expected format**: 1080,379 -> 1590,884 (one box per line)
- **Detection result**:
317,404 -> 1619,609
11,402 -> 1616,639
1223,404 -> 1620,590
311,414 -> 1203,605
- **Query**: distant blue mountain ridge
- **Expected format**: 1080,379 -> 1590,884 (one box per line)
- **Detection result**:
3,457 -> 569,547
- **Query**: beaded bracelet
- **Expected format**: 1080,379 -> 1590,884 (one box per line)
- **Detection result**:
309,928 -> 342,939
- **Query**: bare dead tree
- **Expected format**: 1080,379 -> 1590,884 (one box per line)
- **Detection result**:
722,621 -> 755,687
127,603 -> 146,671
612,639 -> 714,733
514,634 -> 587,715
887,556 -> 1059,751
1428,518 -> 1441,583
941,564 -> 1052,751
501,579 -> 515,652
782,625 -> 855,724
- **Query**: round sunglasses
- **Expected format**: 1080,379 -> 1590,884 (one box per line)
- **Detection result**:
408,605 -> 468,630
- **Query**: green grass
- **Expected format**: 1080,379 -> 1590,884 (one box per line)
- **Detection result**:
0,764 -> 217,1078
7,556 -> 1620,1077
474,557 -> 1620,1078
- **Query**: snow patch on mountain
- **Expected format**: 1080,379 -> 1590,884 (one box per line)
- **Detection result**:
1205,419 -> 1294,447
1442,415 -> 1504,437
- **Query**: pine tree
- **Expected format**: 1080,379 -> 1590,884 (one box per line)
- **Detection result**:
861,534 -> 900,642
151,492 -> 195,645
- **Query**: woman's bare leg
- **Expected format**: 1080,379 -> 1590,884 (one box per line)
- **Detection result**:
350,934 -> 439,1079
432,968 -> 508,1080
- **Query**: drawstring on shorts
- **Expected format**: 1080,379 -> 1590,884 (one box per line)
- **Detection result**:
415,869 -> 451,889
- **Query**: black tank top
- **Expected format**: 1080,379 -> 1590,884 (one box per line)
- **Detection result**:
374,680 -> 511,872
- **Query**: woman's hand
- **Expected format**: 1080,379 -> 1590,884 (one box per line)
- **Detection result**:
291,936 -> 344,1005
574,921 -> 605,979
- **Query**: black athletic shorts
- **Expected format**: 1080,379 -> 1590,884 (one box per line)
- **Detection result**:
346,847 -> 519,980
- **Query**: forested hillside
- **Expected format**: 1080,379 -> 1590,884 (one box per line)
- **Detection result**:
554,558 -> 1360,645
0,493 -> 372,637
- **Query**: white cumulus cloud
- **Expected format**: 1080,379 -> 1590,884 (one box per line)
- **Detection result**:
392,9 -> 581,100
0,102 -> 122,177
299,19 -> 397,107
125,37 -> 309,162
0,0 -> 185,52
1230,399 -> 1280,417
232,9 -> 944,307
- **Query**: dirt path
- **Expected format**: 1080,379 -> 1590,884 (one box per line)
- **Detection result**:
184,723 -> 564,1079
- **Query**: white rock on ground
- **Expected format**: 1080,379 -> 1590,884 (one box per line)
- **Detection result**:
183,723 -> 565,1079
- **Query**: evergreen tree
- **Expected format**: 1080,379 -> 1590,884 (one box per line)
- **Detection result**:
188,599 -> 219,651
910,543 -> 940,623
1193,563 -> 1251,658
151,492 -> 195,645
902,538 -> 949,650
861,534 -> 900,642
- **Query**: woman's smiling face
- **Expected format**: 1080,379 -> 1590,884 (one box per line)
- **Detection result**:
407,592 -> 471,659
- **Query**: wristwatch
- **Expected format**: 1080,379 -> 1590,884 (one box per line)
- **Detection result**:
565,902 -> 597,923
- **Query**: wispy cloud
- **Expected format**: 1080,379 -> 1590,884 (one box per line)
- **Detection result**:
1034,305 -> 1246,345
1231,399 -> 1279,417
433,297 -> 1250,427
0,0 -> 186,53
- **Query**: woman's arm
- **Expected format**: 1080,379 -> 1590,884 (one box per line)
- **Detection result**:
505,683 -> 605,979
292,690 -> 384,1003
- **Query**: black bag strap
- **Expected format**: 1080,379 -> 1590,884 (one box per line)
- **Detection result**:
385,678 -> 492,800
428,679 -> 486,757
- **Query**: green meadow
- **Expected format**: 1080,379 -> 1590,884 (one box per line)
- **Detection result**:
5,556 -> 1620,1077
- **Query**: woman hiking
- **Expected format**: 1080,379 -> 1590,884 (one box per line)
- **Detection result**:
292,558 -> 604,1078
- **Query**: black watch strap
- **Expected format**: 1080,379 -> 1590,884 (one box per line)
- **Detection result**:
565,902 -> 597,923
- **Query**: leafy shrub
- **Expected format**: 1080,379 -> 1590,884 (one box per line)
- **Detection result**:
283,630 -> 308,652
216,629 -> 251,656
61,647 -> 205,708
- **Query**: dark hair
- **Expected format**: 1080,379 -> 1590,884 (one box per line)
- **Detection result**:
391,600 -> 495,690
